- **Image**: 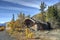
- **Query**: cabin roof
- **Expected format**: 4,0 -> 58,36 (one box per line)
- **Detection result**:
24,18 -> 47,24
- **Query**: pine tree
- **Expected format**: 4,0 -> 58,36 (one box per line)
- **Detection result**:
40,2 -> 46,22
47,6 -> 58,21
11,14 -> 15,22
47,6 -> 59,28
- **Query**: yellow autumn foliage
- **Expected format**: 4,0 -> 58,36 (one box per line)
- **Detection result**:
25,28 -> 34,38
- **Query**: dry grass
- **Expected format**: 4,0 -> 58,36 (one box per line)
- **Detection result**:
6,28 -> 60,40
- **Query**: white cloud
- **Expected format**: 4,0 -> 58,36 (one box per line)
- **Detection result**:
2,0 -> 59,10
0,6 -> 38,13
0,6 -> 26,11
3,0 -> 40,9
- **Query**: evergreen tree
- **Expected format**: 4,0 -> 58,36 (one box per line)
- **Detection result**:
46,6 -> 59,28
47,6 -> 58,21
40,2 -> 46,22
11,14 -> 15,22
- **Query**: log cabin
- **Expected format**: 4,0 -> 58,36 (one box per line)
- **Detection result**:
24,18 -> 52,31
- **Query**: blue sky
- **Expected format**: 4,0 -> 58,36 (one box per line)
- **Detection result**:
0,0 -> 59,23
